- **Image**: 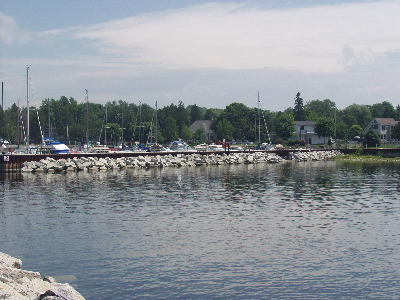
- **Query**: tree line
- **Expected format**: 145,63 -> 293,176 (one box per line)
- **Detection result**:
1,93 -> 400,146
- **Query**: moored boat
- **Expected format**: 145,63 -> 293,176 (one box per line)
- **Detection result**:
42,138 -> 70,154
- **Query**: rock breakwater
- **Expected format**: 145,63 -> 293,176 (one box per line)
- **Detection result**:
290,150 -> 341,162
20,151 -> 340,173
0,252 -> 85,300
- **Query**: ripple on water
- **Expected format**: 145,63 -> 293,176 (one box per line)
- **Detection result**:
1,161 -> 399,299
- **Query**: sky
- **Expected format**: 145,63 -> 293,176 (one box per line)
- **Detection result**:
1,0 -> 399,112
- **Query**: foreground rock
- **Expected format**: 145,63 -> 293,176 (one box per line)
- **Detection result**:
21,151 -> 341,173
0,252 -> 85,300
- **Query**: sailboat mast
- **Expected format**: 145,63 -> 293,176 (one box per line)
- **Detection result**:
155,101 -> 158,145
121,104 -> 124,145
17,100 -> 20,146
48,98 -> 51,138
258,92 -> 261,144
1,82 -> 3,145
104,104 -> 107,145
26,65 -> 30,152
85,89 -> 89,150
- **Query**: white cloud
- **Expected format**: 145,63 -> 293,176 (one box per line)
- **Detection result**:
0,12 -> 31,44
1,2 -> 399,111
46,1 -> 400,73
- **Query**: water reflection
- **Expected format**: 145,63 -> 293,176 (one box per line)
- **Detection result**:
1,161 -> 399,299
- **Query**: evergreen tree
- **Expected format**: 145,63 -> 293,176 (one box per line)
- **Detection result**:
293,92 -> 306,121
190,104 -> 203,123
176,101 -> 189,132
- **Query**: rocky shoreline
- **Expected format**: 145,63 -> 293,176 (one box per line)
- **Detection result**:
0,252 -> 85,300
21,151 -> 341,173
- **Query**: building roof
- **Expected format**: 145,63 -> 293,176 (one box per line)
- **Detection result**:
373,118 -> 399,126
189,120 -> 213,134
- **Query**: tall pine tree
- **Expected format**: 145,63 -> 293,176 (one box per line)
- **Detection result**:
293,92 -> 306,121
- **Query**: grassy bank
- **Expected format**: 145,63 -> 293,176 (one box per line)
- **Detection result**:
335,152 -> 400,162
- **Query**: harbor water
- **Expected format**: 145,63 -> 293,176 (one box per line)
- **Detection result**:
1,161 -> 399,299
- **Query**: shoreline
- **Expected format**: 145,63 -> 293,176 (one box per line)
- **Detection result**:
0,252 -> 85,300
334,155 -> 400,162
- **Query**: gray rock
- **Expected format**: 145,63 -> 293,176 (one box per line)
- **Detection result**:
0,252 -> 85,300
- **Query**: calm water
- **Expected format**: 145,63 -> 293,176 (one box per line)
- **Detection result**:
1,161 -> 399,299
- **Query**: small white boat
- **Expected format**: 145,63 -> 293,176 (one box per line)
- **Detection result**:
42,138 -> 70,154
194,143 -> 208,152
90,146 -> 111,154
208,144 -> 225,152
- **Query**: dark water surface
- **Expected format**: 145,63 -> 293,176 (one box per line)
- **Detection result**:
1,161 -> 399,299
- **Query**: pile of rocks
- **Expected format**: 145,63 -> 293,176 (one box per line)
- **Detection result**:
21,152 -> 284,172
0,252 -> 85,300
291,150 -> 341,162
20,150 -> 341,173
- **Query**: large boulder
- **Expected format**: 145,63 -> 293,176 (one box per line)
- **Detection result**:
0,252 -> 85,300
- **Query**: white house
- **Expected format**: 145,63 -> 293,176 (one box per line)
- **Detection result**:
363,118 -> 399,141
294,121 -> 329,145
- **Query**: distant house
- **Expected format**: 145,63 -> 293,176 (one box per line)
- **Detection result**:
364,118 -> 400,141
294,121 -> 329,145
189,120 -> 217,141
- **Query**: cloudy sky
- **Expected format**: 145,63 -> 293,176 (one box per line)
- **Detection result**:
1,0 -> 399,111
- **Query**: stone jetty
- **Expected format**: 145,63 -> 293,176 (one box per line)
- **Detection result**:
20,151 -> 341,173
0,252 -> 85,300
290,150 -> 341,162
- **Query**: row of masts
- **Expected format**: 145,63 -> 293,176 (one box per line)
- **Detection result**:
17,67 -> 267,151
22,66 -> 158,150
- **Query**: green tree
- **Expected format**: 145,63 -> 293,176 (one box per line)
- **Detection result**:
391,122 -> 400,140
275,112 -> 295,140
363,130 -> 380,147
189,104 -> 203,123
216,119 -> 234,141
105,123 -> 122,145
180,124 -> 192,141
157,103 -> 177,137
348,125 -> 363,140
164,115 -> 179,142
2,103 -> 19,143
204,109 -> 215,120
293,92 -> 306,121
194,127 -> 207,143
335,121 -> 349,141
214,102 -> 253,141
314,117 -> 335,143
305,99 -> 336,120
176,101 -> 189,132
340,104 -> 372,128
369,101 -> 396,118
